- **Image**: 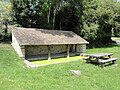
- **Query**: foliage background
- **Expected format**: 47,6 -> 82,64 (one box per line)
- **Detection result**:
0,0 -> 120,47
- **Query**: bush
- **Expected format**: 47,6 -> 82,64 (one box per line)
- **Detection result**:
0,32 -> 12,43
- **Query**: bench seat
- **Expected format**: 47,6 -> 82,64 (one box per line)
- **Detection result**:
99,58 -> 117,67
99,58 -> 117,63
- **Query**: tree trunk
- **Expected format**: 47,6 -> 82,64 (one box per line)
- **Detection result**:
4,20 -> 8,34
104,24 -> 113,43
52,8 -> 57,30
47,5 -> 51,24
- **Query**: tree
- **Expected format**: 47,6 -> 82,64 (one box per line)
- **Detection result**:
10,0 -> 81,30
10,0 -> 46,28
10,0 -> 120,47
76,0 -> 120,46
0,0 -> 12,34
112,1 -> 120,36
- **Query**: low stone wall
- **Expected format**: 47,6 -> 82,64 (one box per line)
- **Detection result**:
25,44 -> 86,59
25,45 -> 67,56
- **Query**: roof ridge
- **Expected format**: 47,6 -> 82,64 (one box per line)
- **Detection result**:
15,27 -> 73,33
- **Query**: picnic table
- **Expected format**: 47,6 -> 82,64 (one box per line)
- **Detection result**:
85,53 -> 117,67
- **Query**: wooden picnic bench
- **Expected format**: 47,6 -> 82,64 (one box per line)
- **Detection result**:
84,53 -> 117,67
99,58 -> 117,67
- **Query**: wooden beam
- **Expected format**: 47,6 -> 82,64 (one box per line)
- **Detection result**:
67,45 -> 70,58
48,45 -> 51,60
75,44 -> 77,52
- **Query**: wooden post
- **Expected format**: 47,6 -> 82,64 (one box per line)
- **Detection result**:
48,45 -> 51,60
74,44 -> 77,55
75,44 -> 77,52
67,45 -> 70,58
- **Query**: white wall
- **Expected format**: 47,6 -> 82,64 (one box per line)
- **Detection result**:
11,33 -> 25,58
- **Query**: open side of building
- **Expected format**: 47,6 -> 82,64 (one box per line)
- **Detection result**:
11,27 -> 89,60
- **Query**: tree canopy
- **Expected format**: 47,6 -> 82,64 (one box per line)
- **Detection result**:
9,0 -> 120,47
0,0 -> 12,33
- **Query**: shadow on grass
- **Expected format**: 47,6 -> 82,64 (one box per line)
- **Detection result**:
86,62 -> 116,68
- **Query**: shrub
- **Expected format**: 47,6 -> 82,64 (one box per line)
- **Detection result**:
0,32 -> 12,43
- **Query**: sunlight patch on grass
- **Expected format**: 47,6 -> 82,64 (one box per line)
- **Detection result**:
31,56 -> 84,66
111,37 -> 120,41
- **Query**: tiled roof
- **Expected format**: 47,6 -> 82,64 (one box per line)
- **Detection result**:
12,27 -> 89,45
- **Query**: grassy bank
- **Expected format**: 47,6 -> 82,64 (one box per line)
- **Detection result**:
0,44 -> 120,90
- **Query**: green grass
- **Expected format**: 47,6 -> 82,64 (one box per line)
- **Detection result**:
0,44 -> 120,90
31,56 -> 83,66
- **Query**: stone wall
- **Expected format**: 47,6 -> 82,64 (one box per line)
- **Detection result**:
25,45 -> 48,56
25,45 -> 67,57
51,45 -> 67,54
25,44 -> 86,58
76,44 -> 86,53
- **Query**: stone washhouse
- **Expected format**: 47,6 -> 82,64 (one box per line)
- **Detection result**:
11,27 -> 89,60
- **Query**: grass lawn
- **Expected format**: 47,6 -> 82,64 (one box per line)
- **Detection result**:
0,44 -> 120,90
